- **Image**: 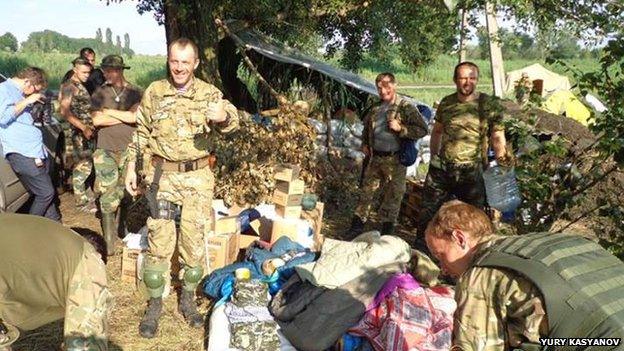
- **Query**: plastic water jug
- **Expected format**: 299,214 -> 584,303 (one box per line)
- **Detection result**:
483,161 -> 522,218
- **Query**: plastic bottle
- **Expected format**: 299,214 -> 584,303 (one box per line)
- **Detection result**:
483,160 -> 522,220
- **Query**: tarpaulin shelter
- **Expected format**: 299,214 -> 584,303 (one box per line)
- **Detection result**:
218,25 -> 428,117
541,90 -> 592,126
504,63 -> 571,96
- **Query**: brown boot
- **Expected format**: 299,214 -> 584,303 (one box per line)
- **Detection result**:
139,297 -> 162,338
178,290 -> 203,328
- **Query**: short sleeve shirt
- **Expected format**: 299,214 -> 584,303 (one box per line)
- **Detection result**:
91,82 -> 143,151
436,93 -> 505,164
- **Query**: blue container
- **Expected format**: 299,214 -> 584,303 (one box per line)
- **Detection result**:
483,161 -> 522,215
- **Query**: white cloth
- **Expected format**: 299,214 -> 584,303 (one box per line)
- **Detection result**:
208,304 -> 297,351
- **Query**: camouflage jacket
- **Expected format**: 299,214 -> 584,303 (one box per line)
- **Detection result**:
127,78 -> 239,162
362,97 -> 428,152
452,236 -> 548,351
436,92 -> 505,165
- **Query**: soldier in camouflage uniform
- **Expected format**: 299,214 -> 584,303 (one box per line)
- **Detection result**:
425,200 -> 624,351
415,62 -> 509,248
347,72 -> 428,237
91,55 -> 143,255
124,38 -> 239,338
60,57 -> 97,213
0,214 -> 111,351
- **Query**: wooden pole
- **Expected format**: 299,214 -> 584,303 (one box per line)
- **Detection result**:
485,2 -> 505,97
458,8 -> 468,63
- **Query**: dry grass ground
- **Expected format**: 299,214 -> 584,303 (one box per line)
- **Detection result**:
11,191 -> 418,351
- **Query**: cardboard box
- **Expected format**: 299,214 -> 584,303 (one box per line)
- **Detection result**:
214,215 -> 239,235
275,204 -> 302,219
239,234 -> 258,248
275,179 -> 305,194
274,164 -> 301,182
272,189 -> 303,207
270,219 -> 300,244
301,201 -> 325,250
206,233 -> 240,272
121,247 -> 142,284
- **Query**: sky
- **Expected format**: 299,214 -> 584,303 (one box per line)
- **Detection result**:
0,0 -> 166,55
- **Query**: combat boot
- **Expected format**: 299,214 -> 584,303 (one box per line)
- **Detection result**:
179,290 -> 203,328
345,215 -> 365,240
139,297 -> 162,338
381,222 -> 395,235
100,212 -> 117,256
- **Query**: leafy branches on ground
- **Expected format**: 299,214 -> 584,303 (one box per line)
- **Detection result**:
210,105 -> 317,206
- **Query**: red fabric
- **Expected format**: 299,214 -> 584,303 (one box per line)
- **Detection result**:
349,285 -> 456,351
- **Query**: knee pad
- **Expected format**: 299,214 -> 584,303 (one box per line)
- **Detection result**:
143,270 -> 165,298
182,266 -> 204,291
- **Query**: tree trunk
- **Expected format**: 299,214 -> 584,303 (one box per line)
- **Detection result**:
163,0 -> 222,88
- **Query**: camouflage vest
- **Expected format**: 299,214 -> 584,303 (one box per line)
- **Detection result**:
474,232 -> 624,348
68,80 -> 95,158
69,80 -> 93,127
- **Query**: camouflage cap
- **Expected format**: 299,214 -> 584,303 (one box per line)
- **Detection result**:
100,55 -> 130,70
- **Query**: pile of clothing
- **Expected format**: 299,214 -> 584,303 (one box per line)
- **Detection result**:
204,232 -> 456,351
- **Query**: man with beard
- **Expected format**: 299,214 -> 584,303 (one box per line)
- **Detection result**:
415,62 -> 510,249
125,38 -> 239,338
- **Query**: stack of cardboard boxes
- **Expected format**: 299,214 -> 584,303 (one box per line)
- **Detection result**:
400,178 -> 424,221
122,164 -> 325,282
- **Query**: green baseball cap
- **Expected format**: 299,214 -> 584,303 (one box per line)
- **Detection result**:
100,55 -> 130,70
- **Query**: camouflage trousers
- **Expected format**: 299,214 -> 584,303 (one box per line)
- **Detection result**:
93,149 -> 128,214
72,158 -> 94,206
229,279 -> 279,351
64,242 -> 112,351
416,161 -> 486,235
143,165 -> 214,296
355,154 -> 407,224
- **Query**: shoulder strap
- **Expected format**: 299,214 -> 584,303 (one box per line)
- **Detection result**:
478,93 -> 490,168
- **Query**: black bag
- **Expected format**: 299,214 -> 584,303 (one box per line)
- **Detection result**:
399,138 -> 418,166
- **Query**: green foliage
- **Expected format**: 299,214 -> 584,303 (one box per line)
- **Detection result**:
105,28 -> 113,45
20,30 -> 134,56
95,28 -> 103,42
0,32 -> 18,52
476,27 -> 539,60
132,0 -> 457,74
0,52 -> 164,90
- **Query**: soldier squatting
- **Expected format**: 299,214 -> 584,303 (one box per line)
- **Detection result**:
1,38 -> 624,351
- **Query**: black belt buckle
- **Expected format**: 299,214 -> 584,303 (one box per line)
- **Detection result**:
181,161 -> 194,172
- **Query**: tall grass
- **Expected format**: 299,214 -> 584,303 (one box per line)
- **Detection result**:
1,51 -> 599,103
358,55 -> 600,86
0,52 -> 166,90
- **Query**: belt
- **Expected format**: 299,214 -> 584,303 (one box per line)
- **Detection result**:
151,155 -> 212,172
373,150 -> 399,157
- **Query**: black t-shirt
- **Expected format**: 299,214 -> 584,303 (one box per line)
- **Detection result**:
91,82 -> 143,151
62,68 -> 105,95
